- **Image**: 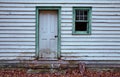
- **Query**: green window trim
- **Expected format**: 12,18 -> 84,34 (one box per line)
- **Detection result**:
35,6 -> 61,59
72,7 -> 92,35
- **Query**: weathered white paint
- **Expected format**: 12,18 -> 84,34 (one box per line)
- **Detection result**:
0,0 -> 119,64
61,50 -> 120,53
0,23 -> 35,25
39,10 -> 58,58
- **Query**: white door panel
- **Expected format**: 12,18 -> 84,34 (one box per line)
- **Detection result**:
39,11 -> 57,58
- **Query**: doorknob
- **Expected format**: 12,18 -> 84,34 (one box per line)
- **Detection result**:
54,35 -> 58,38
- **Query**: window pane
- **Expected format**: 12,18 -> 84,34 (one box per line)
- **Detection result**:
75,10 -> 88,20
84,11 -> 88,16
75,22 -> 87,31
84,11 -> 88,20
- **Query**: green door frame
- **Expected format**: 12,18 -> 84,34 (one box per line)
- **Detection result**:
36,6 -> 61,59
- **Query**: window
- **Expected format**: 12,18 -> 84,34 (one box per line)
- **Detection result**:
73,7 -> 92,34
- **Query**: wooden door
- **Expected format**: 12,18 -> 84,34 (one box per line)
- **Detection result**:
39,10 -> 58,58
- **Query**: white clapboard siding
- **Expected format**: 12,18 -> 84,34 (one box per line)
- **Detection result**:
61,53 -> 120,57
61,35 -> 120,38
92,16 -> 120,19
92,11 -> 120,15
0,53 -> 35,57
61,57 -> 120,60
92,23 -> 120,27
0,57 -> 35,60
0,31 -> 35,33
0,12 -> 35,15
61,38 -> 120,42
0,46 -> 35,49
0,7 -> 35,11
0,27 -> 35,29
0,50 -> 35,53
92,8 -> 120,11
61,42 -> 120,45
0,19 -> 35,23
0,2 -> 120,8
61,50 -> 120,53
0,15 -> 35,19
0,1 -> 36,60
0,40 -> 35,45
0,39 -> 35,42
0,23 -> 35,26
0,0 -> 120,62
0,34 -> 35,37
61,46 -> 120,49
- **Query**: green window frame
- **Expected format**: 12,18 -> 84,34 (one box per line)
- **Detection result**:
72,7 -> 92,34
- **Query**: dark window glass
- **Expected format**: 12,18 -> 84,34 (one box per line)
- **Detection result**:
75,22 -> 87,31
75,10 -> 88,20
75,10 -> 88,31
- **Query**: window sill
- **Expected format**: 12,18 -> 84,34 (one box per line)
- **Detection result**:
72,31 -> 91,35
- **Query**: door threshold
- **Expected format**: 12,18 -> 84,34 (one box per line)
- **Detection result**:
38,58 -> 58,61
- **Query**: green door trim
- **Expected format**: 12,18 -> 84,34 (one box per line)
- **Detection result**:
36,6 -> 61,59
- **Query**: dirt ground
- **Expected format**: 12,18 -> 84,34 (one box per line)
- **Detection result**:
0,68 -> 120,77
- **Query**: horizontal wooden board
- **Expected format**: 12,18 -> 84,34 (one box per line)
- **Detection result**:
61,50 -> 120,53
0,31 -> 35,33
0,11 -> 35,15
92,16 -> 120,19
92,23 -> 120,27
92,20 -> 120,23
62,4 -> 120,8
61,8 -> 72,11
0,34 -> 35,37
0,0 -> 120,4
0,38 -> 35,41
61,53 -> 120,57
0,57 -> 34,60
61,16 -> 72,19
0,50 -> 35,53
61,23 -> 72,26
0,23 -> 35,26
0,19 -> 35,23
61,38 -> 120,42
0,48 -> 34,50
0,46 -> 35,49
61,46 -> 120,49
0,15 -> 35,19
92,8 -> 120,11
61,12 -> 72,15
61,35 -> 120,38
0,2 -> 120,8
0,27 -> 35,29
61,42 -> 120,46
92,11 -> 120,15
0,53 -> 35,57
0,4 -> 63,7
0,7 -> 35,11
0,42 -> 35,46
61,57 -> 120,60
